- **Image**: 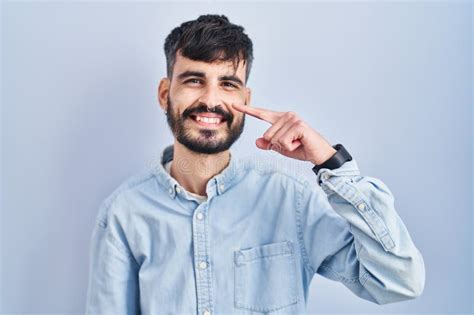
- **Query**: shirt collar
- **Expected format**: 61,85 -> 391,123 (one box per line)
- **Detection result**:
152,144 -> 242,200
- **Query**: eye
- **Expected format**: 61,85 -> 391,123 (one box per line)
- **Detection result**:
185,78 -> 203,85
223,82 -> 238,88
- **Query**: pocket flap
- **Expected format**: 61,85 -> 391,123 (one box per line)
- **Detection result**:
235,240 -> 293,264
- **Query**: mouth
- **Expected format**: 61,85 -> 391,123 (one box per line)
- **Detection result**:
189,114 -> 227,128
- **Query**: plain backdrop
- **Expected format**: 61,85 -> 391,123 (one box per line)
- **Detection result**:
1,1 -> 472,314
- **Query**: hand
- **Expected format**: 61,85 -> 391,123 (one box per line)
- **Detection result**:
231,103 -> 338,165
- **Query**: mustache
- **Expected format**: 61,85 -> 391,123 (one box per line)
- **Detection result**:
183,104 -> 233,122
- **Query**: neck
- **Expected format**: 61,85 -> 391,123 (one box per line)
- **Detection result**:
170,141 -> 231,196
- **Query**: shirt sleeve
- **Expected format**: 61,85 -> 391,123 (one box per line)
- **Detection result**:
296,158 -> 425,305
85,197 -> 141,315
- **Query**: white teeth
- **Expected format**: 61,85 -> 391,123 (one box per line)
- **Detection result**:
196,116 -> 222,124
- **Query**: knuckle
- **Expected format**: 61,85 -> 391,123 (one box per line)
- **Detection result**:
277,138 -> 289,147
271,142 -> 283,152
281,142 -> 291,151
285,111 -> 297,119
294,119 -> 305,128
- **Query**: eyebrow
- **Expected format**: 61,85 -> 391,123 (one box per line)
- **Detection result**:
177,70 -> 244,87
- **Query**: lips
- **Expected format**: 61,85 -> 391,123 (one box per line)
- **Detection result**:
190,113 -> 227,125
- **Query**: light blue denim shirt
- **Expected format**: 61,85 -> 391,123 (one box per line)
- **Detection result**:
85,144 -> 425,315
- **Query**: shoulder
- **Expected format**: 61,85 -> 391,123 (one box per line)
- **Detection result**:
95,169 -> 156,223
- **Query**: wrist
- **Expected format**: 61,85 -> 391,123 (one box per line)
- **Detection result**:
311,143 -> 353,175
309,146 -> 338,165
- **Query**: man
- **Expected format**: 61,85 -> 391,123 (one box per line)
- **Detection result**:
85,14 -> 425,315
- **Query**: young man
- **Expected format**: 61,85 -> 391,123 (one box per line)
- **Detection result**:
85,14 -> 425,315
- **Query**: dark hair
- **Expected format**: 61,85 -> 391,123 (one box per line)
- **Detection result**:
164,14 -> 254,84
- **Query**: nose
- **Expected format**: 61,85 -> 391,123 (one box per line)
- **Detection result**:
198,84 -> 223,109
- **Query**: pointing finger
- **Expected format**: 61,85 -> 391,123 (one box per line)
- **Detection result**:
231,103 -> 282,124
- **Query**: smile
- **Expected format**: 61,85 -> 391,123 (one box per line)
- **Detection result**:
190,114 -> 227,127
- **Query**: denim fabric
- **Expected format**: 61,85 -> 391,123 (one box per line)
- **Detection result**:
85,144 -> 425,315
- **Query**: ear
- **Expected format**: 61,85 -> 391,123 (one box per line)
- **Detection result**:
158,77 -> 170,112
245,87 -> 251,106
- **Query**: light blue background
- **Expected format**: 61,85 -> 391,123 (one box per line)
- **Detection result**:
1,1 -> 472,314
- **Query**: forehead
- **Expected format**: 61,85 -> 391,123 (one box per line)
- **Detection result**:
173,53 -> 247,83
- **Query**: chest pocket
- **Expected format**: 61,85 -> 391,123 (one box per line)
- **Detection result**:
234,240 -> 298,313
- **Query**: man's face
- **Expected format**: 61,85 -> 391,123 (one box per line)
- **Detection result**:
160,53 -> 251,154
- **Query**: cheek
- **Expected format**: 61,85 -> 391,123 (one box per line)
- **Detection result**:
231,111 -> 245,125
170,94 -> 198,115
172,92 -> 196,105
228,90 -> 247,102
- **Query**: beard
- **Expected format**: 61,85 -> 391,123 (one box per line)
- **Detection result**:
165,96 -> 245,154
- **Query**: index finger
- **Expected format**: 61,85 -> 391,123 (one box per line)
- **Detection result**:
231,103 -> 282,124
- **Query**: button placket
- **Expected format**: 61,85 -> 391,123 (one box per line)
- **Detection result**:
199,261 -> 208,269
192,203 -> 213,314
167,185 -> 178,199
357,202 -> 367,212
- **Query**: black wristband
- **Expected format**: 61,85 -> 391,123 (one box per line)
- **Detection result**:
312,144 -> 352,175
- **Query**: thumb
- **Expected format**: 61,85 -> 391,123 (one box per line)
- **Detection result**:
256,137 -> 271,150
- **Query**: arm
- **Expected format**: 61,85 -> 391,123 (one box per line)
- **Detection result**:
296,158 -> 425,305
228,103 -> 425,304
85,197 -> 141,315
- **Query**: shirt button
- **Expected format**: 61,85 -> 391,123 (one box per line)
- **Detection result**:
203,310 -> 211,315
322,173 -> 330,180
199,261 -> 208,269
176,186 -> 181,194
196,212 -> 204,220
357,203 -> 366,211
219,183 -> 225,191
